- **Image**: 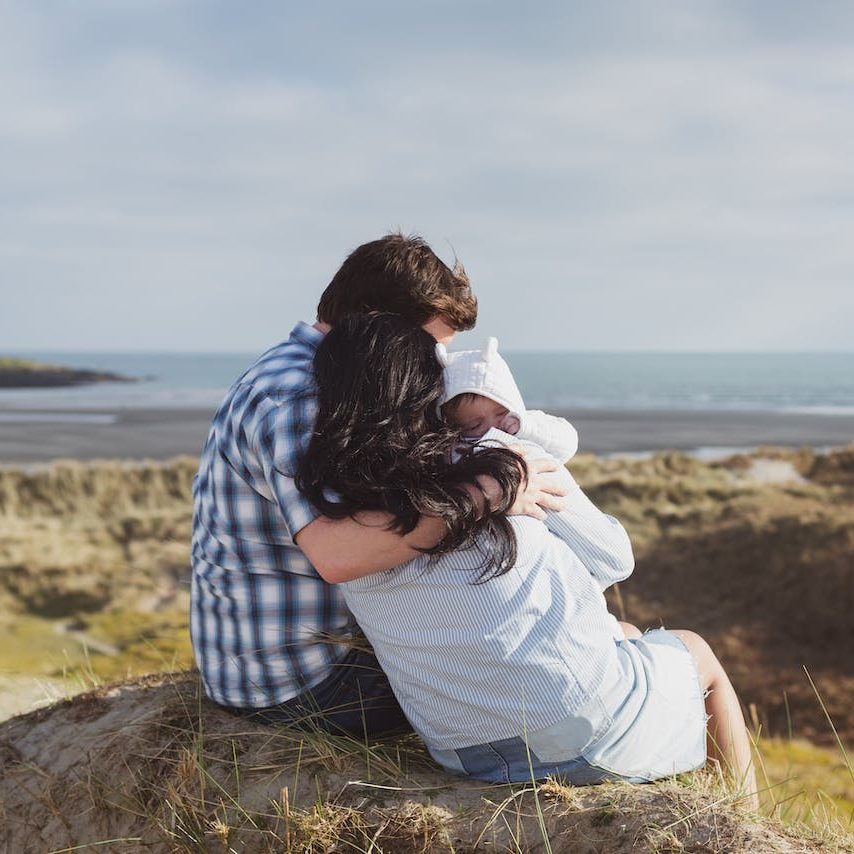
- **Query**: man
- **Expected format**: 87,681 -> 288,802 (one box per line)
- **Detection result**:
190,234 -> 565,736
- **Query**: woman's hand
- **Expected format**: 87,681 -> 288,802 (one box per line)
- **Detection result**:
507,446 -> 569,520
475,445 -> 569,521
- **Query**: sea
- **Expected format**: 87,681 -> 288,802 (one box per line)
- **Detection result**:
2,351 -> 854,415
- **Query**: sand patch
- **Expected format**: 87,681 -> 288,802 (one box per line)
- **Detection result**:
0,674 -> 68,721
744,458 -> 807,485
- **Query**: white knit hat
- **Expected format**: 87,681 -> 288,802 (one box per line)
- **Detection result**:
435,337 -> 525,416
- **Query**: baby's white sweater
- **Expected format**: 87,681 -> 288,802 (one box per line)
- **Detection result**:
516,410 -> 579,463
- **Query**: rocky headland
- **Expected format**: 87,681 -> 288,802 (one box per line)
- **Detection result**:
0,357 -> 136,387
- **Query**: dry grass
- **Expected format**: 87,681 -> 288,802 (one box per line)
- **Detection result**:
0,457 -> 196,706
570,447 -> 854,749
2,449 -> 854,848
2,672 -> 851,853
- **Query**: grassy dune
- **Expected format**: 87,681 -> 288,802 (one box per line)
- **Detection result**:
2,672 -> 851,853
572,448 -> 854,751
0,458 -> 197,716
1,449 -> 854,846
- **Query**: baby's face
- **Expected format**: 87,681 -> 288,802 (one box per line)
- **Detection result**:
446,394 -> 513,438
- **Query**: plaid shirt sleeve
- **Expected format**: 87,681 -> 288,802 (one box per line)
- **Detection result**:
252,390 -> 320,542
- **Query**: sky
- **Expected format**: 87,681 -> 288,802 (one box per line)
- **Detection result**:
1,0 -> 853,353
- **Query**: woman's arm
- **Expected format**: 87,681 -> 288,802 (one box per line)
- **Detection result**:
544,473 -> 635,591
296,451 -> 569,584
480,429 -> 633,591
295,511 -> 445,583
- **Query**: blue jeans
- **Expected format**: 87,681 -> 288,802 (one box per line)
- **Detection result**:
225,648 -> 411,738
449,736 -> 646,785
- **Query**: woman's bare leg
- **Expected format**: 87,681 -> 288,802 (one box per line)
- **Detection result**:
619,621 -> 642,639
669,629 -> 758,810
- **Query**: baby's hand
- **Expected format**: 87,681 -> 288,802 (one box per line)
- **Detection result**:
498,413 -> 521,435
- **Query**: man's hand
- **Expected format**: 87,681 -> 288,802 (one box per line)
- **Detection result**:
507,445 -> 569,521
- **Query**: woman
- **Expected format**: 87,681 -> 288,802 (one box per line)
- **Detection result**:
296,313 -> 757,805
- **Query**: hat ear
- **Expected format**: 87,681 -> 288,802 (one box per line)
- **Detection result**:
482,337 -> 499,360
435,342 -> 450,368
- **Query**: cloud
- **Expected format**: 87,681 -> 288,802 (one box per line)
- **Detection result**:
1,0 -> 853,350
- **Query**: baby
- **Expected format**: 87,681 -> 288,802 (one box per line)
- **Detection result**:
435,337 -> 579,462
437,337 -> 628,643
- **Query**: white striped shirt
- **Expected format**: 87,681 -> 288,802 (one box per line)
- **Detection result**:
341,431 -> 634,751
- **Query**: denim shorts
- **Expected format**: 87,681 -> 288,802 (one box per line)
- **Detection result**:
429,629 -> 707,784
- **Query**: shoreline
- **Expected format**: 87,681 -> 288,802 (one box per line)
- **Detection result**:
0,405 -> 852,463
568,407 -> 854,454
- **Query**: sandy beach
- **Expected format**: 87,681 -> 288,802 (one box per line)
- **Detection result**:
0,407 -> 214,463
1,405 -> 853,462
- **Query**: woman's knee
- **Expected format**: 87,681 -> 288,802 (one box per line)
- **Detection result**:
669,629 -> 723,686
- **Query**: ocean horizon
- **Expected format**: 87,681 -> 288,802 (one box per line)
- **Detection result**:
3,350 -> 854,415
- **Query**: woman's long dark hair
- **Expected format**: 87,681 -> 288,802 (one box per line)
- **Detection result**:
296,313 -> 523,580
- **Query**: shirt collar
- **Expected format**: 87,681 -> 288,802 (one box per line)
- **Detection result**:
289,320 -> 326,349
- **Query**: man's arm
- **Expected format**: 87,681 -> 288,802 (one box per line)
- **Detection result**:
296,451 -> 568,584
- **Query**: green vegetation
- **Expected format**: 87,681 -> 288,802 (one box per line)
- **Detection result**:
0,457 -> 197,718
0,357 -> 54,371
758,738 -> 854,828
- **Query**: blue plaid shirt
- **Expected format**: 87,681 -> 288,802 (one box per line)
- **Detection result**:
190,321 -> 353,708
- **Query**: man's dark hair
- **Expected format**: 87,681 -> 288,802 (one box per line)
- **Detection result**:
316,233 -> 477,330
295,313 -> 521,581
